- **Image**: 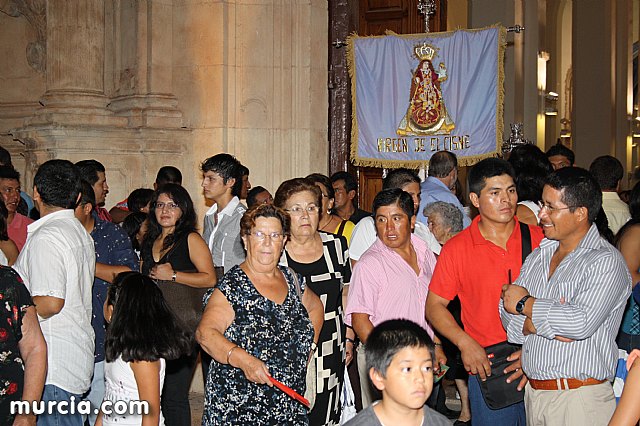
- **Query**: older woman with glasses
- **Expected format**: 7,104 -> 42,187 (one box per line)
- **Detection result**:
275,178 -> 355,426
197,204 -> 323,425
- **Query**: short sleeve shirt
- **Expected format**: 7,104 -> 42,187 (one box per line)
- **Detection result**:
345,234 -> 437,338
429,216 -> 543,347
0,267 -> 33,424
13,209 -> 96,394
91,213 -> 138,362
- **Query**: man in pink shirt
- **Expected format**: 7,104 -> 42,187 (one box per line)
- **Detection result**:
0,166 -> 33,251
345,188 -> 443,407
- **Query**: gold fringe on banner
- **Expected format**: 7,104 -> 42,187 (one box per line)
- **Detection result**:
347,24 -> 507,170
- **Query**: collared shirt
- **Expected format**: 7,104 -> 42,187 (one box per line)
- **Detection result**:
429,216 -> 544,347
417,176 -> 472,228
202,196 -> 246,271
601,192 -> 630,234
349,216 -> 441,261
345,234 -> 437,337
95,206 -> 112,222
13,209 -> 96,395
500,224 -> 631,381
90,212 -> 138,362
7,213 -> 33,251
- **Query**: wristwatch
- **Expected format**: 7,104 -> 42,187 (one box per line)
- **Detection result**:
516,295 -> 532,314
171,271 -> 177,282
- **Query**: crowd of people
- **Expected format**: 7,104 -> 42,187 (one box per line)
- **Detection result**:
0,143 -> 639,426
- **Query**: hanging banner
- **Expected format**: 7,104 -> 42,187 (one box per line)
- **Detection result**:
348,25 -> 506,168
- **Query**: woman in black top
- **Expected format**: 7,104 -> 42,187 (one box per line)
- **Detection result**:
141,183 -> 216,426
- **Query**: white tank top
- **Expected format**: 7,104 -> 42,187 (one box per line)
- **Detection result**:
102,356 -> 166,425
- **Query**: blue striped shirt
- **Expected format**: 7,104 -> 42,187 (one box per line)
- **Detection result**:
501,224 -> 631,380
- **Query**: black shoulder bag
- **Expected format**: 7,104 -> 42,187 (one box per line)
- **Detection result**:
477,222 -> 531,410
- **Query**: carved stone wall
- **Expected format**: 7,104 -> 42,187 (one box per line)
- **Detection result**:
173,0 -> 329,196
1,0 -> 328,217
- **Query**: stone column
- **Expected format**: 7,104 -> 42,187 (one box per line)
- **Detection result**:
108,0 -> 183,128
40,0 -> 110,112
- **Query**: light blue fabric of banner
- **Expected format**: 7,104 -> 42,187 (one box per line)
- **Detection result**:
352,27 -> 502,165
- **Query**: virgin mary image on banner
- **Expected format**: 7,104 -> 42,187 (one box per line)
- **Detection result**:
397,43 -> 455,136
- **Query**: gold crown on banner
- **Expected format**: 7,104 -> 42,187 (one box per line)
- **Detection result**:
414,43 -> 438,61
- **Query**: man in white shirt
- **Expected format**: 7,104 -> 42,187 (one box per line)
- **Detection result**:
349,168 -> 441,264
589,155 -> 630,234
201,153 -> 247,272
14,159 -> 96,426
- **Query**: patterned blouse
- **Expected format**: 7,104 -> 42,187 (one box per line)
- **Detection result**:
0,266 -> 33,424
202,265 -> 313,425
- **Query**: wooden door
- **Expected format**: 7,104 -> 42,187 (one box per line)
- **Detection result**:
328,0 -> 447,211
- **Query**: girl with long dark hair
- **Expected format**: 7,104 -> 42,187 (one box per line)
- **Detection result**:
97,271 -> 192,425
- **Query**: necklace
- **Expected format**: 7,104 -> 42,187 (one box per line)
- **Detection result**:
319,216 -> 332,231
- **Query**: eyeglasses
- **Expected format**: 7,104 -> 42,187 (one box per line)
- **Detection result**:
537,201 -> 575,214
285,205 -> 320,216
246,231 -> 285,241
155,202 -> 180,211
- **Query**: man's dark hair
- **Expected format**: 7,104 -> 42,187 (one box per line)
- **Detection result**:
508,145 -> 552,203
75,159 -> 106,186
155,166 -> 182,186
246,186 -> 269,209
428,151 -> 457,178
383,168 -> 420,190
330,171 -> 358,193
0,165 -> 20,182
468,158 -> 516,196
545,167 -> 602,223
34,159 -> 82,209
372,188 -> 414,219
546,143 -> 575,165
0,146 -> 12,167
128,188 -> 154,213
589,155 -> 624,191
78,180 -> 96,208
233,164 -> 250,196
200,153 -> 242,196
366,319 -> 434,378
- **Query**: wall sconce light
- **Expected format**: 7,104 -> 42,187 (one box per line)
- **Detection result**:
544,107 -> 558,116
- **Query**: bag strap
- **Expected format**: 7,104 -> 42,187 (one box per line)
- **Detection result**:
519,221 -> 532,264
288,267 -> 303,300
336,219 -> 347,236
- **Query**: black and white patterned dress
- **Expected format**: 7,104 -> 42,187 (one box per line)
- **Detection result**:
281,233 -> 352,426
202,265 -> 314,425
